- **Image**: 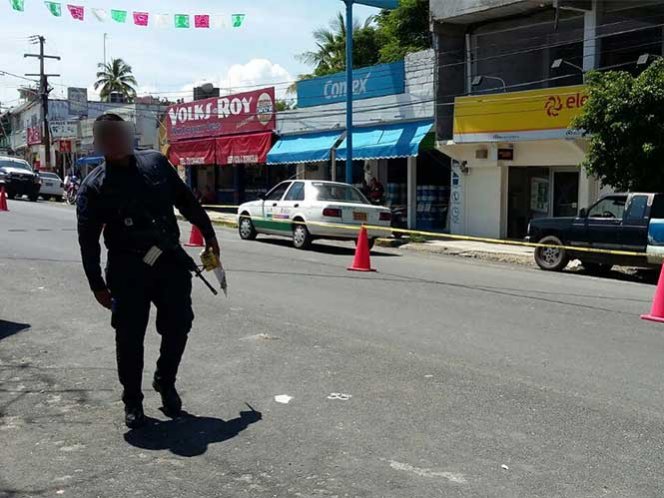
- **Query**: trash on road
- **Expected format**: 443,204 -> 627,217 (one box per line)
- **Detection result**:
274,395 -> 293,404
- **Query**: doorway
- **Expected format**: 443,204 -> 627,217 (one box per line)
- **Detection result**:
507,167 -> 579,238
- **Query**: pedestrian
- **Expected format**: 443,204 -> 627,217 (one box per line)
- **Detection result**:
76,113 -> 219,429
368,177 -> 385,205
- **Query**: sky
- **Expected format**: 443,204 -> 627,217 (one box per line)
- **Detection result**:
0,0 -> 378,108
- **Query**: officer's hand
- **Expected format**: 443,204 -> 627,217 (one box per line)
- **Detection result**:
206,237 -> 221,258
94,289 -> 113,310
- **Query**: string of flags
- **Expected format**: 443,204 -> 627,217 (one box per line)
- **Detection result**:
8,0 -> 247,28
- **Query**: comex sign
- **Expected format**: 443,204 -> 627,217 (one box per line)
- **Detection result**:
297,61 -> 405,108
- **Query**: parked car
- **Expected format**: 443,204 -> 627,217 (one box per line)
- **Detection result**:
38,171 -> 65,201
237,180 -> 392,249
0,156 -> 41,201
527,192 -> 664,272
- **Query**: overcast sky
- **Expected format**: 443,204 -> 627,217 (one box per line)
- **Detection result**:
0,0 -> 378,107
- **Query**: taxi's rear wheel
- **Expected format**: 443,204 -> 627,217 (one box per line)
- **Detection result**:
293,222 -> 312,250
239,215 -> 257,240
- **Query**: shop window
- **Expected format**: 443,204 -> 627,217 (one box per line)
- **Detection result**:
600,3 -> 664,73
471,9 -> 584,93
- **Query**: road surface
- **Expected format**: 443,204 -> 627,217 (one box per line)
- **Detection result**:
1,199 -> 663,497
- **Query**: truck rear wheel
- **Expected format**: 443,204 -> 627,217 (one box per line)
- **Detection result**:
534,235 -> 569,271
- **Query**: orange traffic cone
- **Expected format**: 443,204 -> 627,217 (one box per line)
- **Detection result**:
0,186 -> 8,212
348,226 -> 376,272
642,265 -> 664,323
185,225 -> 205,247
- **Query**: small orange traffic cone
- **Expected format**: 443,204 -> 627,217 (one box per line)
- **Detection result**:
0,186 -> 8,212
185,225 -> 205,247
348,226 -> 376,272
642,265 -> 664,323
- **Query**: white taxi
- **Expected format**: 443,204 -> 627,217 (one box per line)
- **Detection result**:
237,180 -> 392,249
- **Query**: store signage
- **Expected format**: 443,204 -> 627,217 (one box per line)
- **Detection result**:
59,140 -> 72,153
68,87 -> 88,117
453,85 -> 588,143
296,61 -> 405,108
27,126 -> 42,145
497,148 -> 514,161
355,1 -> 399,8
50,120 -> 78,139
165,87 -> 276,142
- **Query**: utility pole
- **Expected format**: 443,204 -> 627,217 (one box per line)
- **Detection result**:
25,35 -> 60,170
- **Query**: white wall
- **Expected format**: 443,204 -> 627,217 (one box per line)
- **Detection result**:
462,166 -> 504,238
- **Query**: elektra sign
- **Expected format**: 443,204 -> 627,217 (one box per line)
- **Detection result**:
166,87 -> 276,141
296,61 -> 405,108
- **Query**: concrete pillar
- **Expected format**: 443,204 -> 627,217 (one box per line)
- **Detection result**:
330,149 -> 337,182
434,22 -> 467,140
583,0 -> 601,71
407,156 -> 417,229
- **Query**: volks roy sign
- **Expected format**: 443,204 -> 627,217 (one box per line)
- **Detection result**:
166,87 -> 276,142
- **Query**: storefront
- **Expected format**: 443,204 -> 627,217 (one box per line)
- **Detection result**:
438,85 -> 600,239
165,88 -> 277,205
269,50 -> 447,229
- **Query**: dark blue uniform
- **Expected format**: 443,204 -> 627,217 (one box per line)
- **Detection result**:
76,150 -> 215,405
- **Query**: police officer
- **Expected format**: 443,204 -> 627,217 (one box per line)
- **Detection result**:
77,113 -> 219,428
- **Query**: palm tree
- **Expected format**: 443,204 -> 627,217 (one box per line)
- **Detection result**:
297,12 -> 378,78
94,58 -> 138,103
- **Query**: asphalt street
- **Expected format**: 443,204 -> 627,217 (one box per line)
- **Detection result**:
2,199 -> 664,498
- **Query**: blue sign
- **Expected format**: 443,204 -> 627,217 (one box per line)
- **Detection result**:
296,60 -> 405,108
354,0 -> 399,8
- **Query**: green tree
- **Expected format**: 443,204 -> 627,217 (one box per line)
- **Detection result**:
297,12 -> 380,78
375,0 -> 431,63
275,99 -> 294,112
573,60 -> 664,192
296,2 -> 432,81
94,58 -> 138,103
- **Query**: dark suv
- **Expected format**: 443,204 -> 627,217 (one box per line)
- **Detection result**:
0,156 -> 41,201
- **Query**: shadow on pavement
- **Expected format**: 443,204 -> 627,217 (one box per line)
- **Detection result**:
124,405 -> 262,457
0,320 -> 30,341
567,267 -> 659,285
256,237 -> 399,257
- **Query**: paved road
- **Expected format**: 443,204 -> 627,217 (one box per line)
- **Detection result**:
2,199 -> 664,498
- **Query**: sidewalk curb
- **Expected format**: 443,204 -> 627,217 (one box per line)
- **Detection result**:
187,211 -> 534,266
398,242 -> 536,266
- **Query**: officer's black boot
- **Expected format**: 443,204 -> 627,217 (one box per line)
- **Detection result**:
124,402 -> 146,429
153,378 -> 182,416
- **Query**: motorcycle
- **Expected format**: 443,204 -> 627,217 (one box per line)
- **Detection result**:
65,175 -> 80,205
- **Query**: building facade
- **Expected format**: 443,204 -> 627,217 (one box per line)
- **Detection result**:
2,97 -> 164,177
431,0 -> 664,238
272,49 -> 444,229
165,88 -> 278,205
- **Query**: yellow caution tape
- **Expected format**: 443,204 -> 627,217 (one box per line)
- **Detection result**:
206,206 -> 649,258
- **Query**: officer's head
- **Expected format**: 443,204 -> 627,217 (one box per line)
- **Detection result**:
93,113 -> 134,162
